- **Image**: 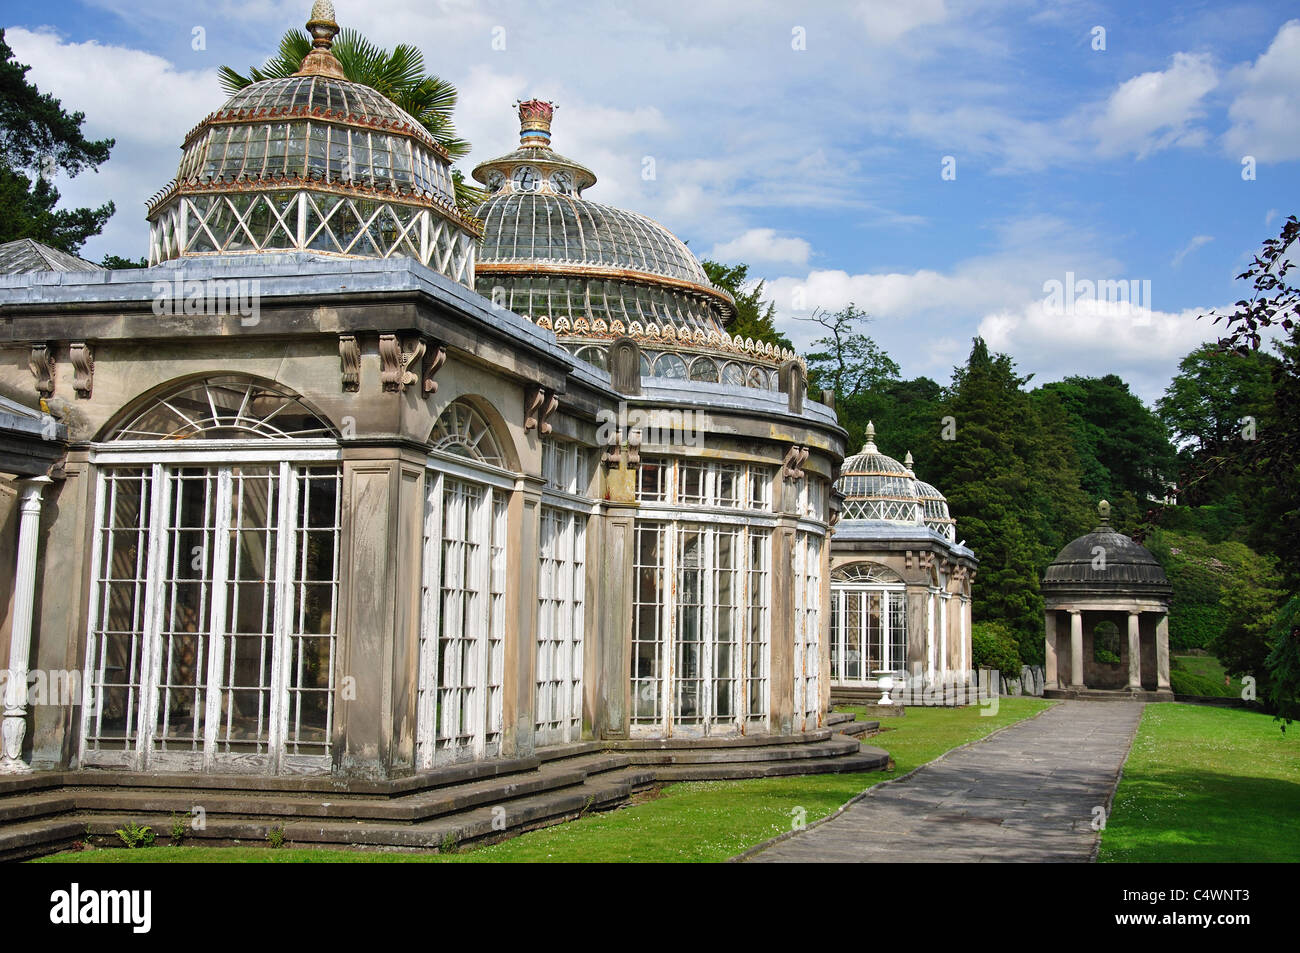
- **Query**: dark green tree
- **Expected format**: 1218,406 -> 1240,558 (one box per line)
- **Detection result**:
701,260 -> 792,350
1037,374 -> 1177,505
0,30 -> 116,252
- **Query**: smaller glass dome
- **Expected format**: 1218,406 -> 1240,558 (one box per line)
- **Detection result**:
913,476 -> 956,541
836,422 -> 922,523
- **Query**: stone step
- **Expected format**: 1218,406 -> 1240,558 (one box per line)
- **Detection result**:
653,746 -> 891,781
622,737 -> 862,765
0,816 -> 89,863
825,712 -> 857,726
75,767 -> 659,854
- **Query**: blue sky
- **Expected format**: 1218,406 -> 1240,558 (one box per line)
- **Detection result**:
6,0 -> 1299,404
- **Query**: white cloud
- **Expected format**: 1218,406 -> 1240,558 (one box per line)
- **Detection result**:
977,298 -> 1219,402
1171,234 -> 1213,268
708,228 -> 811,267
853,0 -> 949,44
1091,52 -> 1218,159
1223,20 -> 1300,162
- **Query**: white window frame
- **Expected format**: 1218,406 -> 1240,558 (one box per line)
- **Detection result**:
79,449 -> 342,775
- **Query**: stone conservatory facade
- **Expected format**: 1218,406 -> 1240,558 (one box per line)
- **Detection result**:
0,6 -> 847,782
827,424 -> 977,705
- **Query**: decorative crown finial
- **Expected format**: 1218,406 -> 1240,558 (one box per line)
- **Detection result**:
517,100 -> 555,148
294,1 -> 345,78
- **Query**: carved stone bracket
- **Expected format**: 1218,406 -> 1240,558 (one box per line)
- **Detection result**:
524,385 -> 559,434
379,333 -> 425,393
29,344 -> 55,398
69,343 -> 93,399
339,335 -> 360,392
780,444 -> 809,482
906,550 -> 937,572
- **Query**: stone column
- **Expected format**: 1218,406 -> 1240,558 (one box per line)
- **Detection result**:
595,505 -> 635,739
1127,610 -> 1142,691
1,477 -> 50,774
769,523 -> 796,734
1069,609 -> 1084,689
1156,613 -> 1171,691
1043,611 -> 1058,689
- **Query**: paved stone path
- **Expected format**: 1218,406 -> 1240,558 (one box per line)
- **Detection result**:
747,700 -> 1143,863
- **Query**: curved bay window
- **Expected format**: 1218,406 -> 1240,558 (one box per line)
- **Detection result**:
830,563 -> 907,686
632,457 -> 774,736
80,377 -> 342,774
417,400 -> 512,767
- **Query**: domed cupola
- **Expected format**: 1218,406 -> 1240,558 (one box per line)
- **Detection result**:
1043,500 -> 1172,598
834,422 -> 923,524
145,1 -> 480,285
471,102 -> 803,389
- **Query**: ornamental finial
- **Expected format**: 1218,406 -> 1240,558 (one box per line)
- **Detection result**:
294,1 -> 346,79
862,420 -> 877,453
517,100 -> 555,148
1098,499 -> 1111,524
904,451 -> 914,473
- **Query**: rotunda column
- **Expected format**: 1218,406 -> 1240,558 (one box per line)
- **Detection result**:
1127,610 -> 1142,691
1069,609 -> 1084,689
1156,614 -> 1171,692
1043,611 -> 1058,689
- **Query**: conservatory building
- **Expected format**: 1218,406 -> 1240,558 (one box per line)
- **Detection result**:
827,423 -> 977,705
0,4 -> 853,791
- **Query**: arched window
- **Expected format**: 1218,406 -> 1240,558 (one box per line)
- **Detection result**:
689,357 -> 719,382
83,376 -> 341,775
830,562 -> 906,684
652,353 -> 688,379
1093,620 -> 1122,664
110,376 -> 336,440
430,400 -> 507,468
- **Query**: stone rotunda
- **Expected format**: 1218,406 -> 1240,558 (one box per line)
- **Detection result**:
1042,501 -> 1173,700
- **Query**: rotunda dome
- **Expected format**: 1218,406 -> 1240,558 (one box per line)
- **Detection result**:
1043,501 -> 1171,596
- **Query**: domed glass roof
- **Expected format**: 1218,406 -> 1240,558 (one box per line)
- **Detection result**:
144,1 -> 478,284
476,193 -> 715,288
836,423 -> 922,524
469,101 -> 801,387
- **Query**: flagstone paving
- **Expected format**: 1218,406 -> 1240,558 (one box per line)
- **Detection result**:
746,700 -> 1143,863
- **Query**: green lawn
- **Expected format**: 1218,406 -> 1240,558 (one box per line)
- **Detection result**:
37,696 -> 1052,864
1170,653 -> 1244,698
1099,702 -> 1300,863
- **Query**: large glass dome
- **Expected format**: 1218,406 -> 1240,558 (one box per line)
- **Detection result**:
472,101 -> 800,388
145,1 -> 479,284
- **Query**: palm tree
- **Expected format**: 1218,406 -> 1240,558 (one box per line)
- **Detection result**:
219,28 -> 484,212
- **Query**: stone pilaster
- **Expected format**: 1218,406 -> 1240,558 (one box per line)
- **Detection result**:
502,475 -> 543,757
1043,611 -> 1058,689
1156,613 -> 1171,691
333,444 -> 427,779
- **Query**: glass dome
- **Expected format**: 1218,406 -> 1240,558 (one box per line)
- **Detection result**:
835,423 -> 922,524
471,101 -> 800,388
145,1 -> 478,285
914,478 -> 956,541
